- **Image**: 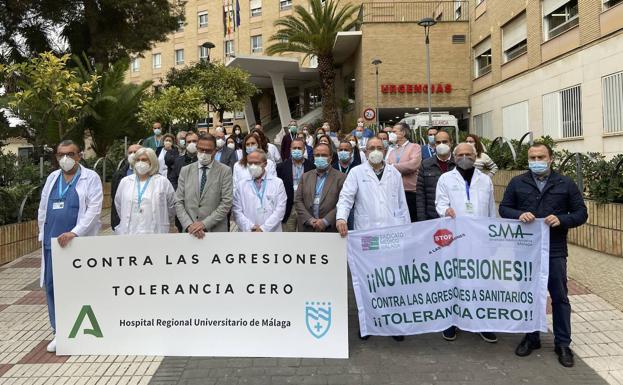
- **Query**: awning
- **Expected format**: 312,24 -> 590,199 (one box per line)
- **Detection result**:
226,55 -> 318,88
332,31 -> 362,64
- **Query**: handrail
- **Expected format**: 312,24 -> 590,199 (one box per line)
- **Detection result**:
92,157 -> 116,183
491,136 -> 517,162
557,152 -> 584,192
17,185 -> 40,223
518,131 -> 534,148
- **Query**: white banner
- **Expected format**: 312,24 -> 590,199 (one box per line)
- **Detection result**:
52,233 -> 348,358
347,217 -> 549,336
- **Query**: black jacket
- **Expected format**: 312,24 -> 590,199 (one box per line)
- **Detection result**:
415,156 -> 455,221
168,153 -> 197,190
276,158 -> 315,223
111,160 -> 131,231
216,146 -> 237,169
499,171 -> 588,258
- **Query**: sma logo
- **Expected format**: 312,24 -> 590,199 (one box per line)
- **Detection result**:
68,305 -> 103,338
488,224 -> 533,239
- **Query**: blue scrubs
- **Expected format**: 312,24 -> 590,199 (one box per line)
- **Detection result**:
43,173 -> 80,332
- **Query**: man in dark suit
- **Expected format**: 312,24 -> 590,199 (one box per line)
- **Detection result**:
214,127 -> 237,168
277,138 -> 315,232
168,132 -> 199,190
415,131 -> 454,221
294,143 -> 345,232
280,120 -> 298,162
111,144 -> 141,231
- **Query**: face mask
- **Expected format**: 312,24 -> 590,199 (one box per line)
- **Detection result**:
127,153 -> 136,164
388,133 -> 398,144
186,142 -> 197,154
338,150 -> 351,162
368,150 -> 384,165
355,131 -> 363,138
314,156 -> 329,170
164,140 -> 173,149
59,156 -> 76,172
382,140 -> 389,149
216,138 -> 225,149
317,133 -> 324,139
153,128 -> 162,136
349,140 -> 357,148
428,135 -> 436,145
529,160 -> 550,175
436,143 -> 451,156
134,161 -> 150,175
235,130 -> 241,135
456,157 -> 475,170
227,143 -> 235,150
246,145 -> 257,154
303,130 -> 308,135
291,149 -> 304,160
289,125 -> 298,133
357,122 -> 364,127
198,153 -> 212,166
248,164 -> 264,179
322,125 -> 329,130
178,139 -> 186,148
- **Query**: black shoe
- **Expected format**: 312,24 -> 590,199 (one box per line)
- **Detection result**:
358,332 -> 369,340
442,326 -> 457,341
515,336 -> 541,357
392,336 -> 405,342
479,332 -> 498,343
555,346 -> 575,367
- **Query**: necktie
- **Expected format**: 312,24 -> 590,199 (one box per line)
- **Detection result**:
200,167 -> 207,195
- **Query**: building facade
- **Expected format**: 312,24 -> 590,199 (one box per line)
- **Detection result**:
469,0 -> 623,156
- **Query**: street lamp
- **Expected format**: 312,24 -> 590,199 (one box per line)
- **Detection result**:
201,41 -> 215,63
418,17 -> 437,143
372,59 -> 382,130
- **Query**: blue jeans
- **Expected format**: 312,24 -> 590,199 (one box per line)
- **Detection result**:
44,248 -> 56,333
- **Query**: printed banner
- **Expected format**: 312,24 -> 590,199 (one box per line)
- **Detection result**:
52,233 -> 348,358
347,217 -> 550,336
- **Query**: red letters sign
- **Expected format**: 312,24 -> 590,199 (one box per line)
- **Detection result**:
381,83 -> 452,94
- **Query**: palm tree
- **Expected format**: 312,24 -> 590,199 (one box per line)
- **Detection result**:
266,0 -> 359,132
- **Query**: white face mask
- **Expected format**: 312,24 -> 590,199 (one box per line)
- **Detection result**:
164,140 -> 173,149
248,164 -> 264,179
227,143 -> 235,150
388,133 -> 398,144
368,150 -> 384,165
357,122 -> 364,127
134,161 -> 150,175
127,153 -> 136,164
216,138 -> 225,149
198,153 -> 212,166
178,139 -> 186,148
186,142 -> 197,154
349,140 -> 357,148
436,143 -> 451,157
59,156 -> 76,172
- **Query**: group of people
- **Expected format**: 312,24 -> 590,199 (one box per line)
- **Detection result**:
38,119 -> 587,369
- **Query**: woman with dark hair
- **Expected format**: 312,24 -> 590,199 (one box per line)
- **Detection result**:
466,133 -> 498,177
251,128 -> 281,163
155,133 -> 178,178
231,124 -> 244,147
226,136 -> 242,161
233,133 -> 277,189
313,127 -> 326,147
345,134 -> 365,164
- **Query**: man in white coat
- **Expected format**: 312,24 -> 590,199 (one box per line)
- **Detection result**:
336,137 -> 409,342
37,140 -> 103,353
233,149 -> 287,232
435,142 -> 497,343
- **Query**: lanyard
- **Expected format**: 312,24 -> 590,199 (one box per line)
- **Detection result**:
315,174 -> 327,197
338,164 -> 350,174
427,145 -> 434,158
136,176 -> 152,207
465,181 -> 471,202
252,178 -> 267,206
58,171 -> 80,200
395,143 -> 408,163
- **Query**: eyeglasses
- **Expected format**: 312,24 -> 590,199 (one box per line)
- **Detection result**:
197,149 -> 213,154
435,140 -> 450,144
55,152 -> 76,159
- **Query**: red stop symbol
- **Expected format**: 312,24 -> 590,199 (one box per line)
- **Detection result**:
434,229 -> 454,247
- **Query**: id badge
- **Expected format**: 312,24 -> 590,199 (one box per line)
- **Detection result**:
52,201 -> 65,210
313,196 -> 320,205
255,206 -> 266,222
465,202 -> 475,214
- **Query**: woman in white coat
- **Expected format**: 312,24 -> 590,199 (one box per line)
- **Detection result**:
114,147 -> 176,235
233,134 -> 277,189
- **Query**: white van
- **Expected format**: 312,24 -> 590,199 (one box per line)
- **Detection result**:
398,112 -> 459,144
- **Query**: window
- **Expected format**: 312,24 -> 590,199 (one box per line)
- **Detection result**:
251,35 -> 262,53
603,0 -> 623,9
602,71 -> 623,134
454,0 -> 462,20
502,13 -> 527,62
131,58 -> 140,72
250,0 -> 262,16
452,35 -> 466,44
198,11 -> 208,28
152,53 -> 162,69
502,101 -> 529,140
280,0 -> 292,11
225,40 -> 234,56
175,49 -> 185,65
199,45 -> 209,61
473,37 -> 491,77
473,111 -> 493,139
542,0 -> 578,41
543,85 -> 582,139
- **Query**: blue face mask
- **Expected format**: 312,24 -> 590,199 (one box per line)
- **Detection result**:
529,160 -> 549,175
246,145 -> 257,154
314,156 -> 329,170
355,131 -> 363,138
338,150 -> 351,162
383,140 -> 389,149
291,149 -> 303,160
428,135 -> 436,145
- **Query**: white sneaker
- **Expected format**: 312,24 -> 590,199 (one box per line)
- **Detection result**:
46,338 -> 56,353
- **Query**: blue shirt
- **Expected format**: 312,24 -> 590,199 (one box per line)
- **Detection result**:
43,174 -> 80,249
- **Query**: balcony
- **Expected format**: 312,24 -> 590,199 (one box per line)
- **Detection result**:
359,1 -> 469,24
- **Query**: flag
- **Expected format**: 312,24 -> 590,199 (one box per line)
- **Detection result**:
235,0 -> 241,31
222,0 -> 227,36
226,0 -> 233,35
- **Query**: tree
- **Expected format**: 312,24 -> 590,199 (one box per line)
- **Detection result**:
266,0 -> 359,132
0,52 -> 99,148
0,0 -> 183,68
138,86 -> 206,131
165,61 -> 258,124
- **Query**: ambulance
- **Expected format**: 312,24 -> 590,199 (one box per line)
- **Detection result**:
398,112 -> 459,145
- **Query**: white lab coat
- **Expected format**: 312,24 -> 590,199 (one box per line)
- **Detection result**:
336,162 -> 410,230
435,168 -> 496,218
232,174 -> 287,232
267,143 -> 282,164
233,159 -> 277,191
114,174 -> 175,235
158,148 -> 168,177
37,166 -> 103,286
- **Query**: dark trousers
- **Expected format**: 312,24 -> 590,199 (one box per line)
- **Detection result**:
527,257 -> 571,347
405,191 -> 417,223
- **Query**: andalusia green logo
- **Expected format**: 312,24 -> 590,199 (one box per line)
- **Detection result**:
68,305 -> 103,338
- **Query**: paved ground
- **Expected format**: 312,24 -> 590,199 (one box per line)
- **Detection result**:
1,211 -> 622,384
